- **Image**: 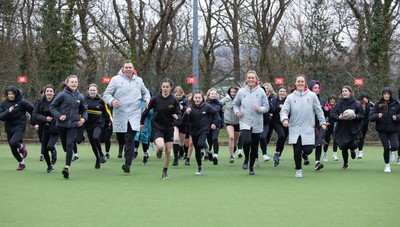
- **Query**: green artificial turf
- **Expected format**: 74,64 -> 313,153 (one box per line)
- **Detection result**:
0,144 -> 399,227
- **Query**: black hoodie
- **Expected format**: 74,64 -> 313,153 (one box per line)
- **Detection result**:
0,86 -> 34,133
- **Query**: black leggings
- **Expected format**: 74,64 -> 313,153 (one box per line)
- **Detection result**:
101,126 -> 112,153
259,124 -> 269,155
87,127 -> 103,158
207,128 -> 220,154
41,126 -> 59,167
293,136 -> 314,170
267,123 -> 288,154
58,127 -> 78,166
323,123 -> 338,152
378,132 -> 398,164
7,131 -> 24,162
192,132 -> 208,167
241,130 -> 260,170
358,124 -> 369,151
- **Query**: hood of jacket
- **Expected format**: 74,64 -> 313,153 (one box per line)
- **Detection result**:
4,86 -> 22,101
118,68 -> 138,79
307,80 -> 322,95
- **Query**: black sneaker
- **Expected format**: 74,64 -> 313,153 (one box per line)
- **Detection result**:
273,152 -> 280,167
122,164 -> 130,173
185,159 -> 190,166
118,152 -> 123,158
213,156 -> 218,165
350,150 -> 356,159
238,153 -> 243,158
51,149 -> 57,165
72,156 -> 79,162
133,151 -> 139,160
315,161 -> 324,171
62,167 -> 70,179
342,164 -> 349,170
142,155 -> 148,165
302,152 -> 309,165
249,168 -> 255,175
46,165 -> 54,173
207,152 -> 213,162
105,153 -> 110,159
172,158 -> 179,166
100,156 -> 107,164
162,171 -> 170,180
95,158 -> 101,169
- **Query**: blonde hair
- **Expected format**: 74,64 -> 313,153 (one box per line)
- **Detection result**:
174,86 -> 185,95
206,88 -> 218,98
263,82 -> 276,96
245,70 -> 259,83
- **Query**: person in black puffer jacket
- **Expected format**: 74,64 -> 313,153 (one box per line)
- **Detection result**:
356,93 -> 374,159
50,75 -> 88,179
0,86 -> 34,171
269,85 -> 289,167
260,83 -> 276,163
32,84 -> 59,173
307,80 -> 329,171
369,87 -> 400,173
330,85 -> 364,170
182,90 -> 220,175
205,88 -> 224,165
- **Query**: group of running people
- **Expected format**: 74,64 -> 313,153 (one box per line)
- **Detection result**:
1,61 -> 400,179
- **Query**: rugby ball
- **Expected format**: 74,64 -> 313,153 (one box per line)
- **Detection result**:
343,109 -> 356,119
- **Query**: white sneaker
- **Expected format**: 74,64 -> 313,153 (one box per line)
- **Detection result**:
333,152 -> 339,161
390,152 -> 395,162
384,164 -> 391,173
323,152 -> 328,162
295,169 -> 302,178
262,154 -> 270,162
255,158 -> 260,167
397,157 -> 400,165
357,150 -> 363,159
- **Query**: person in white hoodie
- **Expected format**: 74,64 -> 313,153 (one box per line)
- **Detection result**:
233,70 -> 269,175
103,60 -> 150,174
280,74 -> 326,178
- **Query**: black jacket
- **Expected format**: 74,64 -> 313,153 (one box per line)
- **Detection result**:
182,102 -> 220,137
50,87 -> 88,128
330,96 -> 364,149
85,95 -> 111,129
0,86 -> 34,133
32,95 -> 58,133
141,92 -> 181,132
206,98 -> 224,128
369,100 -> 400,133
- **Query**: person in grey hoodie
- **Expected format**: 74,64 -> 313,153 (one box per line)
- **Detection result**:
103,60 -> 150,174
233,70 -> 269,175
280,74 -> 326,178
220,86 -> 240,163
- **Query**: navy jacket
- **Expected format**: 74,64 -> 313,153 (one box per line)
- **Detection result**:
50,87 -> 88,128
0,86 -> 34,133
182,102 -> 220,137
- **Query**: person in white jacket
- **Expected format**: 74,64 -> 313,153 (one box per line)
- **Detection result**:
103,60 -> 150,174
233,70 -> 269,175
280,74 -> 326,178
